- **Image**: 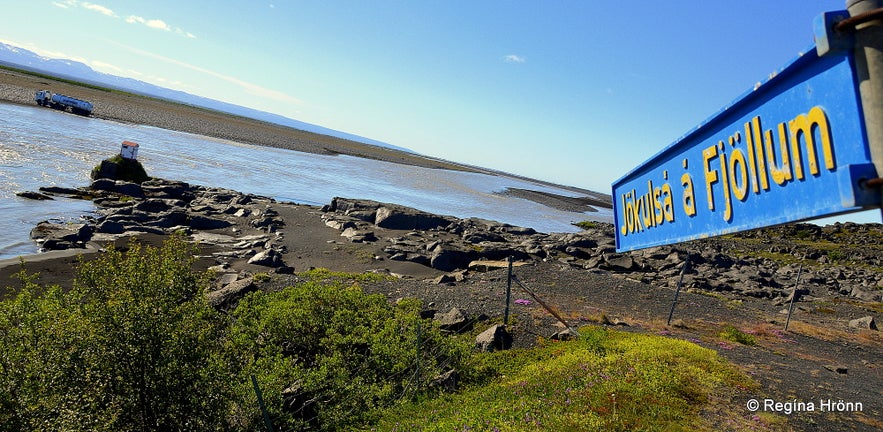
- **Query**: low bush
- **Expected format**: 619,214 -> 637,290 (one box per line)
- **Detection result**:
0,235 -> 227,431
0,236 -> 756,431
0,236 -> 467,431
225,274 -> 468,430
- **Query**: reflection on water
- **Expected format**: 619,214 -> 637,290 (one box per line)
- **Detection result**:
0,102 -> 611,259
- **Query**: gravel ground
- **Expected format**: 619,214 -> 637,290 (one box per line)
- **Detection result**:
356,261 -> 882,432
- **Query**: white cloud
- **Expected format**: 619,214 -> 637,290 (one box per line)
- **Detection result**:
146,18 -> 170,31
503,54 -> 526,64
175,28 -> 197,39
126,15 -> 195,38
54,1 -> 116,17
53,2 -> 194,39
81,2 -> 115,17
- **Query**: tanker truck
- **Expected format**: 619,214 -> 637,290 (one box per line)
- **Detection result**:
34,90 -> 93,116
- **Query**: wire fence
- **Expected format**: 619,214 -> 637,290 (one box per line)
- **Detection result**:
247,314 -> 470,431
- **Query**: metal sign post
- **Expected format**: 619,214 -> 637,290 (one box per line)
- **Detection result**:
847,0 -> 883,218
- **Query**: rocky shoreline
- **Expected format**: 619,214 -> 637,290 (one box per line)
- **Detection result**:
14,173 -> 883,310
4,172 -> 882,430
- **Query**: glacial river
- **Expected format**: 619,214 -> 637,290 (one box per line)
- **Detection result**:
0,102 -> 612,260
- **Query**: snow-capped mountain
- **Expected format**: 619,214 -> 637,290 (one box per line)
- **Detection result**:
0,42 -> 413,153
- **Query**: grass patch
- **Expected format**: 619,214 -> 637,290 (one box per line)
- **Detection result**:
573,220 -> 598,230
370,326 -> 756,431
719,325 -> 757,346
297,267 -> 394,283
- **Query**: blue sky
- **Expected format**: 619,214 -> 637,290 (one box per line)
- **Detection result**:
2,0 -> 879,223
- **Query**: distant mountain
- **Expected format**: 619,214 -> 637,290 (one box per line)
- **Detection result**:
0,42 -> 413,153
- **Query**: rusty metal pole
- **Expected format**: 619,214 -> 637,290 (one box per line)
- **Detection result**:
666,255 -> 690,326
847,0 -> 883,217
504,256 -> 513,325
784,265 -> 803,332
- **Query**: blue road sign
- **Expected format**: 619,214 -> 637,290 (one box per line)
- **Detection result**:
613,12 -> 879,252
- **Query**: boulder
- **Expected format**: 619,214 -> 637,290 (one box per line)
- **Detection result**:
113,181 -> 144,198
39,186 -> 86,197
30,222 -> 92,250
90,178 -> 117,192
141,179 -> 192,200
214,273 -> 239,289
324,218 -> 358,231
135,199 -> 175,213
603,253 -> 635,271
430,369 -> 459,393
433,270 -> 468,285
550,328 -> 580,341
340,227 -> 377,243
91,159 -> 118,180
475,324 -> 512,352
206,277 -> 256,309
248,249 -> 283,267
848,316 -> 878,331
375,206 -> 453,230
190,215 -> 232,230
435,308 -> 471,333
430,244 -> 473,272
16,191 -> 54,200
145,210 -> 189,228
96,220 -> 126,234
463,231 -> 506,244
250,216 -> 282,230
502,226 -> 536,235
555,232 -> 598,249
90,156 -> 149,183
433,273 -> 458,285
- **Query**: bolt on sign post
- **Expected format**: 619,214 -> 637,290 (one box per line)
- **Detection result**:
612,2 -> 883,252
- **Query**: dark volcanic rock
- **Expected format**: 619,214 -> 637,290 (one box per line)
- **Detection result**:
30,222 -> 92,250
190,215 -> 233,230
16,191 -> 54,200
430,244 -> 474,272
96,220 -> 126,234
90,156 -> 149,183
375,205 -> 453,230
90,178 -> 116,192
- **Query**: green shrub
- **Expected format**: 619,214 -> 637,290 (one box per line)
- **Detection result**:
826,249 -> 845,261
226,274 -> 468,430
0,247 -> 465,431
718,325 -> 756,346
0,235 -> 228,431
